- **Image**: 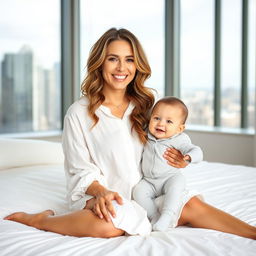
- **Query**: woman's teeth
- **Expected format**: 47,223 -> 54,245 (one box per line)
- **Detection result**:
114,75 -> 126,79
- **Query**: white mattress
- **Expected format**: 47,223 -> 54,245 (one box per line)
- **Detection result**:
0,161 -> 256,256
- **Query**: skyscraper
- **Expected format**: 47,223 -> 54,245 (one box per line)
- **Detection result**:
0,46 -> 33,133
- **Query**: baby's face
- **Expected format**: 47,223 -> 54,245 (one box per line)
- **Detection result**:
149,103 -> 185,139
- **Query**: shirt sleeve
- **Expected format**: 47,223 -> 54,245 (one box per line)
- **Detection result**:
178,133 -> 203,163
62,113 -> 106,202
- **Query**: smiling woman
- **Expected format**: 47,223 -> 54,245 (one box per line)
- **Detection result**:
81,28 -> 153,143
4,28 -> 155,237
101,40 -> 136,118
102,40 -> 136,93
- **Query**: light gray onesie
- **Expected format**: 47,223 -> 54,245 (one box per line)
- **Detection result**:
133,132 -> 203,231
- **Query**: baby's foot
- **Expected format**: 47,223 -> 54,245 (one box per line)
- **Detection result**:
4,210 -> 54,229
153,212 -> 175,231
150,213 -> 160,226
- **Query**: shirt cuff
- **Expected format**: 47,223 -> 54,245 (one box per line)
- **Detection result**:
71,174 -> 106,201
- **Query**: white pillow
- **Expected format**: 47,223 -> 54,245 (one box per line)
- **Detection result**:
0,138 -> 64,170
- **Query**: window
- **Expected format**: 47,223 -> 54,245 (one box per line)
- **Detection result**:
179,0 -> 255,131
248,0 -> 256,129
221,0 -> 242,128
80,0 -> 165,96
180,0 -> 214,126
0,0 -> 61,134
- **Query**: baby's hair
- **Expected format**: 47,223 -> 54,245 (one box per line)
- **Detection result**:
153,96 -> 188,124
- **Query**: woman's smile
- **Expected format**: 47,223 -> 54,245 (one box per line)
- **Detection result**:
102,40 -> 136,92
112,74 -> 127,81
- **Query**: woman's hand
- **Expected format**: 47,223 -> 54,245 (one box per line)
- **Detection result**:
163,148 -> 190,168
85,181 -> 123,222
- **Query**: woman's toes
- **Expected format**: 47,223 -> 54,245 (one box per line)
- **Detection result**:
4,212 -> 25,221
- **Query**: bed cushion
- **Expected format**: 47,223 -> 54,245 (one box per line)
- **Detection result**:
0,138 -> 64,170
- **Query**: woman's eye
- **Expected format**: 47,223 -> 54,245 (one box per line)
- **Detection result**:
126,58 -> 134,62
108,57 -> 117,62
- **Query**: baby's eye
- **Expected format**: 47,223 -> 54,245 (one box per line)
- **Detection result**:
166,120 -> 173,124
153,117 -> 160,121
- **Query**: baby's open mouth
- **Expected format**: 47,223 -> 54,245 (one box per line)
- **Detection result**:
155,128 -> 165,132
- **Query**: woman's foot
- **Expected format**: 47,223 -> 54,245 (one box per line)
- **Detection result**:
4,210 -> 54,229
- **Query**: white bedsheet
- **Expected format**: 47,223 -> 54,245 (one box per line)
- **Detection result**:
0,161 -> 256,256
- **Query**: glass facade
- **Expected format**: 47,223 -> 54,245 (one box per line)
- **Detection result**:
248,0 -> 256,129
180,0 -> 214,126
0,0 -> 254,135
0,0 -> 61,134
220,0 -> 242,128
180,0 -> 255,130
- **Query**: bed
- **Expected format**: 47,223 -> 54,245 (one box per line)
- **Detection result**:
0,138 -> 255,256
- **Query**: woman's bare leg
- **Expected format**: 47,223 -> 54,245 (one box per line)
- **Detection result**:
177,196 -> 256,240
4,209 -> 124,238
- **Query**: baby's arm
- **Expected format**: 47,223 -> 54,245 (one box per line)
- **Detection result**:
179,133 -> 203,163
163,148 -> 189,168
164,133 -> 203,168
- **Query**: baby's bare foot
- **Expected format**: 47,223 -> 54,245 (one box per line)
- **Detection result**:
4,210 -> 54,229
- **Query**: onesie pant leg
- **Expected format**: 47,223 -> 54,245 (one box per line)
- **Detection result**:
153,173 -> 186,231
133,179 -> 158,220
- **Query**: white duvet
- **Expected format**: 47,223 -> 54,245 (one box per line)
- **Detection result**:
0,139 -> 256,256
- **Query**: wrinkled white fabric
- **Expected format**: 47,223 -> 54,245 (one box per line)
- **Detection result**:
1,160 -> 256,255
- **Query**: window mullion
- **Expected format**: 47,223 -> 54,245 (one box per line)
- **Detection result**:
214,0 -> 221,127
165,0 -> 180,97
61,0 -> 80,127
241,0 -> 249,128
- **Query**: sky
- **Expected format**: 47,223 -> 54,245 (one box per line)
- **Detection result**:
0,0 -> 60,69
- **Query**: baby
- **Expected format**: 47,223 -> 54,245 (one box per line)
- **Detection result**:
133,96 -> 203,231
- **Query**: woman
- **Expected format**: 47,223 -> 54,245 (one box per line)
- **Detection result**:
4,28 -> 256,239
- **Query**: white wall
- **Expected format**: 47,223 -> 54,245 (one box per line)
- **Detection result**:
186,130 -> 255,167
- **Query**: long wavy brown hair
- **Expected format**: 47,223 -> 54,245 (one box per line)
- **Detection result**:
81,28 -> 155,144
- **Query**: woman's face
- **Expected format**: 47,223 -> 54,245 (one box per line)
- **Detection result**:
102,40 -> 136,93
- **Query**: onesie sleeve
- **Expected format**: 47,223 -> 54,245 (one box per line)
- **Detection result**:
178,133 -> 203,163
62,113 -> 106,202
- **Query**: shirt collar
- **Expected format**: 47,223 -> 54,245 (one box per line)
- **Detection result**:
98,101 -> 135,119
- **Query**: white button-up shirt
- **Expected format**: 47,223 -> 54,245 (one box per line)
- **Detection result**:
62,96 -> 143,209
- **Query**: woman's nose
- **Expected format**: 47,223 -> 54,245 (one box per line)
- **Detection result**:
117,60 -> 125,71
